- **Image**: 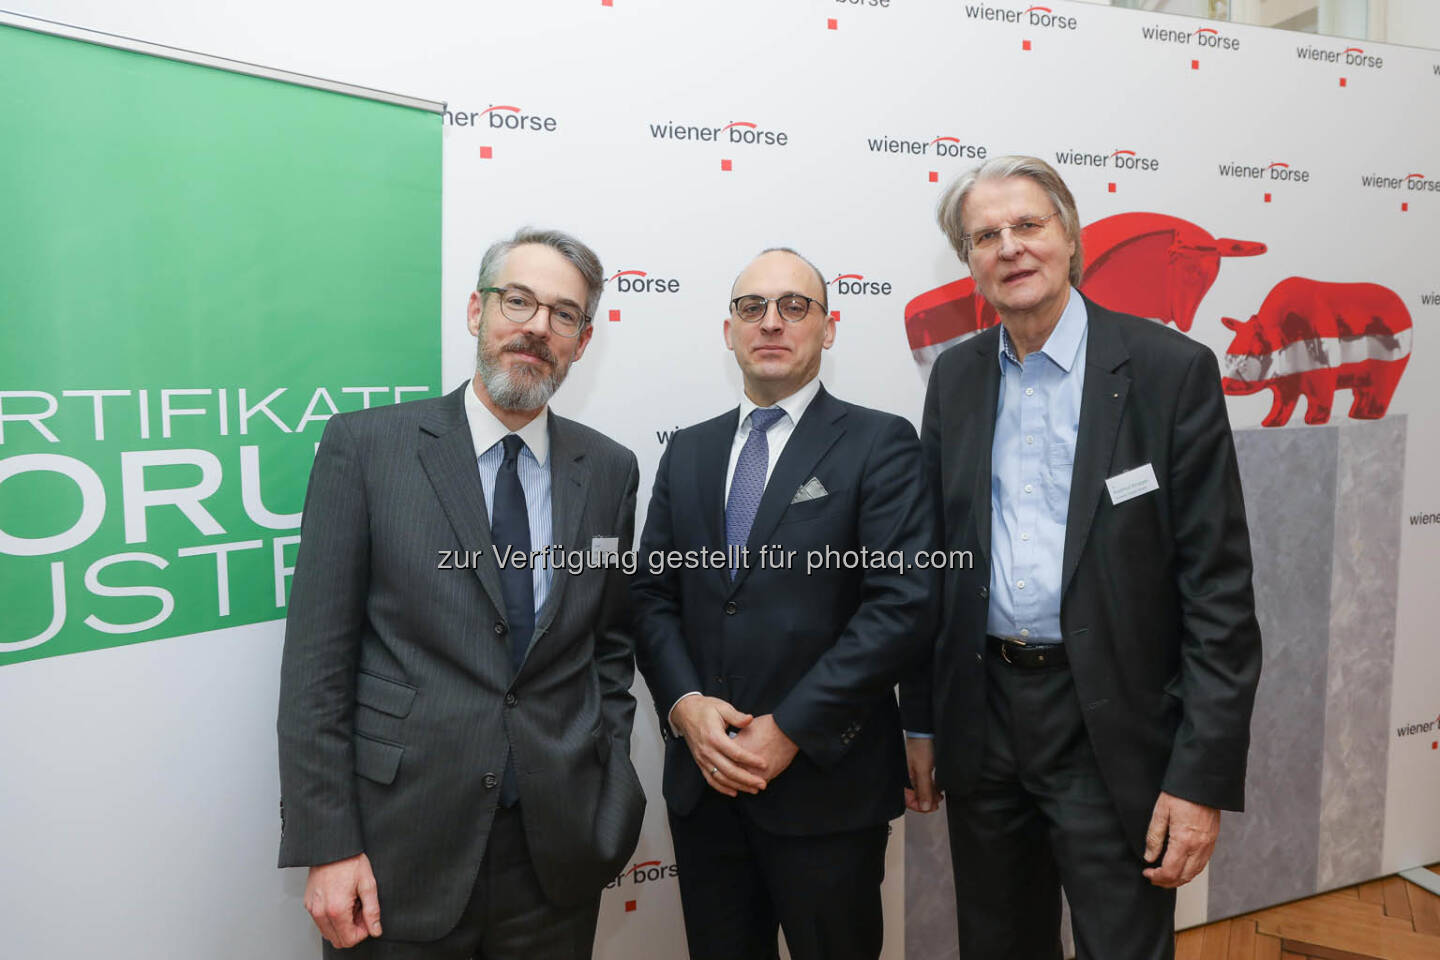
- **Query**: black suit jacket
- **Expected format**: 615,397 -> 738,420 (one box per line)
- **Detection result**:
633,385 -> 935,835
901,299 -> 1262,857
277,384 -> 645,941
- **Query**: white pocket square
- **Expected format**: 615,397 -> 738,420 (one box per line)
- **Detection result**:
791,477 -> 829,504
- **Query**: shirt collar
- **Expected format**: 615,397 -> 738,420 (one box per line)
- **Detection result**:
463,378 -> 550,465
998,287 -> 1088,374
737,375 -> 822,433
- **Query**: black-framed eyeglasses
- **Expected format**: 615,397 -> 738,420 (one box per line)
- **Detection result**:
479,286 -> 589,338
729,294 -> 825,324
962,212 -> 1059,251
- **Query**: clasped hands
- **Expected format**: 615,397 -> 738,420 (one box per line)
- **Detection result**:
670,695 -> 798,796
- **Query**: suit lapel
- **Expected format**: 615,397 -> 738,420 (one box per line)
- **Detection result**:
730,386 -> 846,595
532,415 -> 590,645
1061,303 -> 1131,600
969,331 -> 1003,571
697,410 -> 739,593
417,384 -> 507,616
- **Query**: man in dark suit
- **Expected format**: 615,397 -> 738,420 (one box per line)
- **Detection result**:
631,247 -> 934,960
277,228 -> 645,958
901,156 -> 1262,960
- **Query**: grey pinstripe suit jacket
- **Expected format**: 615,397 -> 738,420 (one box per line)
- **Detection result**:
277,383 -> 645,941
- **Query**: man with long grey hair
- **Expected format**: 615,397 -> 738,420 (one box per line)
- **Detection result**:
902,156 -> 1261,959
279,227 -> 645,958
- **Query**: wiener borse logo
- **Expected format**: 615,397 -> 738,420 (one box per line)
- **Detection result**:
605,859 -> 680,889
963,5 -> 1078,30
1218,161 -> 1312,184
867,134 -> 988,159
1361,172 -> 1440,192
442,104 -> 559,132
1054,148 -> 1160,173
1296,45 -> 1384,69
829,273 -> 894,296
605,269 -> 680,294
1141,24 -> 1240,51
649,119 -> 789,147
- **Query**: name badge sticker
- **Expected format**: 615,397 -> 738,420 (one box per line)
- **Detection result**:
1105,463 -> 1160,505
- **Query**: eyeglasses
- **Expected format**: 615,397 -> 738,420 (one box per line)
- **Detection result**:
729,294 -> 825,324
962,212 -> 1059,251
479,286 -> 589,338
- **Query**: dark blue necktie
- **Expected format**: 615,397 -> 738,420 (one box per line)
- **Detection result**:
725,407 -> 786,578
491,434 -> 531,807
492,434 -> 533,669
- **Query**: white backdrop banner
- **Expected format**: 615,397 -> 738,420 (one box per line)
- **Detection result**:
3,1 -> 1438,958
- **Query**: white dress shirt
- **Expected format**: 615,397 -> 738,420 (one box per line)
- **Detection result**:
723,375 -> 823,499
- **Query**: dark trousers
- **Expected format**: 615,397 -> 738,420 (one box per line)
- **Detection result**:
945,653 -> 1175,960
323,806 -> 600,960
669,791 -> 889,960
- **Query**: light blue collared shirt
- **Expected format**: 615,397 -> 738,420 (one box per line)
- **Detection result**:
986,290 -> 1088,644
464,382 -> 554,614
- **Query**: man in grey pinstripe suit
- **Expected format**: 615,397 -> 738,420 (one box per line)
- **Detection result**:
278,228 -> 645,958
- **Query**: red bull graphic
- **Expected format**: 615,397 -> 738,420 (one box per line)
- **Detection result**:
904,212 -> 1266,373
1220,279 -> 1412,426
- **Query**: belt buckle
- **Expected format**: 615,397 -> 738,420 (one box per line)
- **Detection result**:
1001,637 -> 1026,664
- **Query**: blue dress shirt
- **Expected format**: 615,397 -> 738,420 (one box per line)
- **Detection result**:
986,290 -> 1088,644
465,383 -> 554,615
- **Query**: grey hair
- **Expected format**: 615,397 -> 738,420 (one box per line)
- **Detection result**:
475,227 -> 606,321
936,155 -> 1085,287
734,246 -> 829,310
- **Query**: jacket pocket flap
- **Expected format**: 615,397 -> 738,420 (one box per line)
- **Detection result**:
356,671 -> 417,718
354,733 -> 404,784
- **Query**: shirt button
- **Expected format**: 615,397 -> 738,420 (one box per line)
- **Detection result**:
1025,435 -> 1034,445
1021,532 -> 1031,541
1017,580 -> 1026,589
1024,484 -> 1034,494
1025,387 -> 1035,397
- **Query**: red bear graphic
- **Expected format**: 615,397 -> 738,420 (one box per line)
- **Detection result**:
1220,278 -> 1412,426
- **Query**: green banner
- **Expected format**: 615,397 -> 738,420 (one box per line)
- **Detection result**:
0,25 -> 441,665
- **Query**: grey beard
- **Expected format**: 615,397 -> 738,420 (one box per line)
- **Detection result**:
477,343 -> 563,411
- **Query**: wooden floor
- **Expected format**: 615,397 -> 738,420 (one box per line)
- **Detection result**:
1175,864 -> 1440,960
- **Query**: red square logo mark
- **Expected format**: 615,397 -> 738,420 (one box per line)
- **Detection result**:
479,146 -> 493,159
608,309 -> 621,323
1107,182 -> 1116,193
928,171 -> 939,183
1431,740 -> 1437,749
721,159 -> 733,172
827,18 -> 837,30
1339,77 -> 1347,87
1191,59 -> 1199,70
829,310 -> 841,322
1022,40 -> 1032,51
1264,193 -> 1272,203
1402,202 -> 1409,212
602,0 -> 613,5
625,900 -> 637,912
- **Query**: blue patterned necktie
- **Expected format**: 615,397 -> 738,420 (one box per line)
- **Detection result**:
724,406 -> 787,579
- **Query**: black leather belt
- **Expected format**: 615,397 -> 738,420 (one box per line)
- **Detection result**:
987,635 -> 1068,669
